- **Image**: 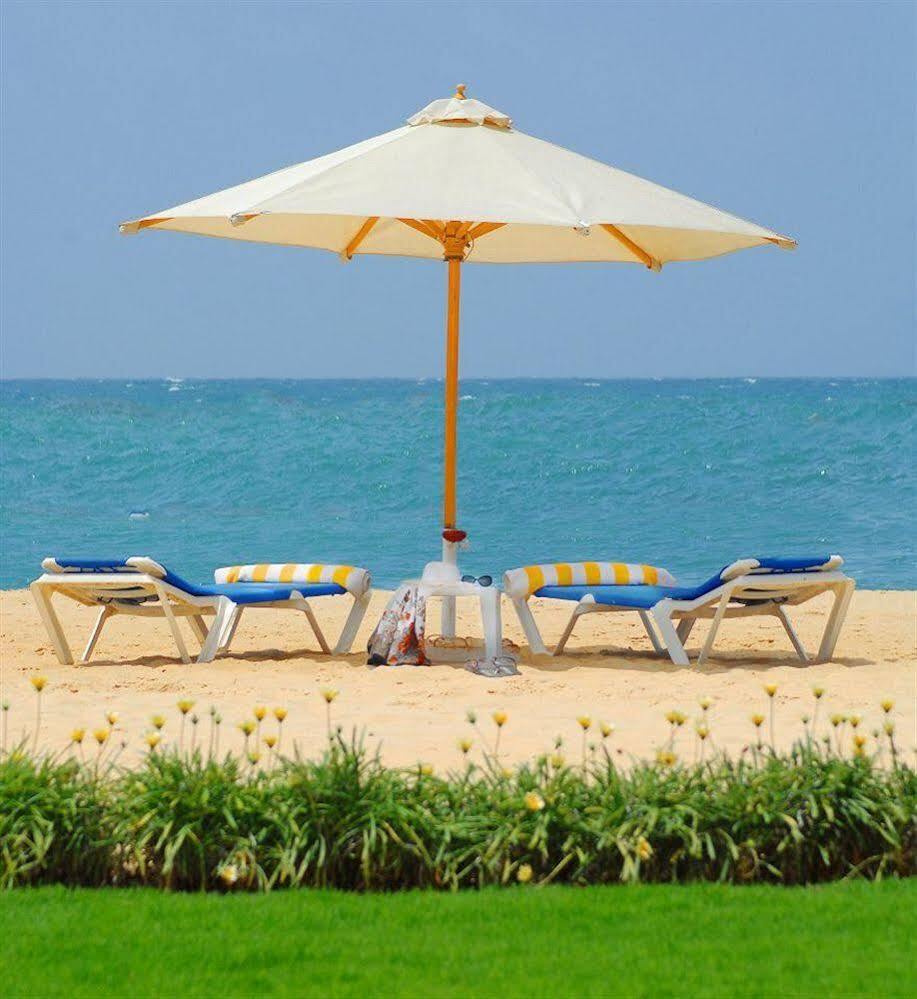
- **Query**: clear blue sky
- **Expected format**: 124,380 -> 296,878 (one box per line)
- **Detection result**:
1,1 -> 914,379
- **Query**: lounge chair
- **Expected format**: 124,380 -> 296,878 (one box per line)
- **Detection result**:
504,557 -> 854,666
31,557 -> 372,664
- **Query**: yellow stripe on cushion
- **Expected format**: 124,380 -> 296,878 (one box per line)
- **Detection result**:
332,565 -> 354,587
307,564 -> 324,582
525,565 -> 546,593
555,563 -> 573,586
251,564 -> 269,582
642,564 -> 658,585
583,562 -> 601,585
613,563 -> 628,584
226,566 -> 240,583
279,563 -> 296,583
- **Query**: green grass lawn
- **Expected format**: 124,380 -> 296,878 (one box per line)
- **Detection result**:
2,881 -> 914,997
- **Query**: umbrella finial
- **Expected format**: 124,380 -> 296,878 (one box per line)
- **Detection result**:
454,84 -> 467,100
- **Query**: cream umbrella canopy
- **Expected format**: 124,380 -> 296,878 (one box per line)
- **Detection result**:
121,85 -> 795,549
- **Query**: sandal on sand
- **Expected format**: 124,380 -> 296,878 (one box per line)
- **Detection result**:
465,655 -> 520,678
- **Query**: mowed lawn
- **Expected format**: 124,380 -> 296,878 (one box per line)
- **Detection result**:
2,881 -> 914,997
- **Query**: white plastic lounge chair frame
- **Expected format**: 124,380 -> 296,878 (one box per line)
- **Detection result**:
31,558 -> 371,665
511,561 -> 854,667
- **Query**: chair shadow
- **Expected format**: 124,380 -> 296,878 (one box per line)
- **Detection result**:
86,646 -> 367,668
517,644 -> 875,673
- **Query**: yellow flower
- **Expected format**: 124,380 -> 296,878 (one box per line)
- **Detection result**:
492,710 -> 508,727
550,753 -> 565,768
419,763 -> 433,777
30,676 -> 47,692
70,728 -> 85,745
600,722 -> 614,739
665,710 -> 687,727
145,733 -> 161,750
764,684 -> 778,698
655,749 -> 677,767
516,863 -> 533,884
93,727 -> 110,745
253,706 -> 266,721
273,707 -> 288,722
849,715 -> 861,729
696,724 -> 710,741
177,700 -> 194,715
501,767 -> 513,779
247,751 -> 260,764
264,735 -> 277,750
458,737 -> 473,754
636,837 -> 653,861
699,697 -> 713,711
883,721 -> 895,737
880,699 -> 893,714
751,714 -> 765,728
151,715 -> 166,731
577,716 -> 592,731
830,714 -> 844,728
239,720 -> 255,736
524,791 -> 545,812
812,686 -> 825,699
219,864 -> 239,886
321,689 -> 338,704
853,734 -> 867,749
105,711 -> 119,726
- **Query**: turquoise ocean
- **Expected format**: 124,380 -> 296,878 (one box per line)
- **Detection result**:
1,378 -> 914,591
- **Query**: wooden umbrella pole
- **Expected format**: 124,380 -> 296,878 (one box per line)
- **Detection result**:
443,242 -> 463,530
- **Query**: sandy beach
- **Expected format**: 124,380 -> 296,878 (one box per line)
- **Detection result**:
1,587 -> 913,768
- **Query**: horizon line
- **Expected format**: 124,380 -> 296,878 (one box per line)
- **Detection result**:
1,374 -> 914,384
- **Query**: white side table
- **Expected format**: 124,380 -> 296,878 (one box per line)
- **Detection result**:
410,578 -> 503,661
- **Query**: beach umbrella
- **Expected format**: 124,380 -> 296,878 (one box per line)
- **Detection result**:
121,85 -> 794,568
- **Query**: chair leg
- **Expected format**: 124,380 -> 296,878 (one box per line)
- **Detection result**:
301,601 -> 331,654
188,614 -> 209,647
554,605 -> 585,656
512,597 -> 549,655
219,606 -> 243,651
155,586 -> 190,664
334,592 -> 371,655
198,598 -> 234,663
676,618 -> 696,645
774,605 -> 808,663
638,610 -> 665,655
697,592 -> 731,668
651,603 -> 690,667
817,580 -> 855,662
30,582 -> 74,665
82,605 -> 113,663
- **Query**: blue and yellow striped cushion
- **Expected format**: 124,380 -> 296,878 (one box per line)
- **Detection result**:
503,561 -> 676,600
214,563 -> 370,597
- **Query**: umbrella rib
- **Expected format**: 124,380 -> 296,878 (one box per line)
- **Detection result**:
601,224 -> 660,271
467,221 -> 505,241
397,218 -> 445,243
343,217 -> 380,259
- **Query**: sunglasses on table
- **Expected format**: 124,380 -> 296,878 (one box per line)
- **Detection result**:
461,574 -> 493,587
